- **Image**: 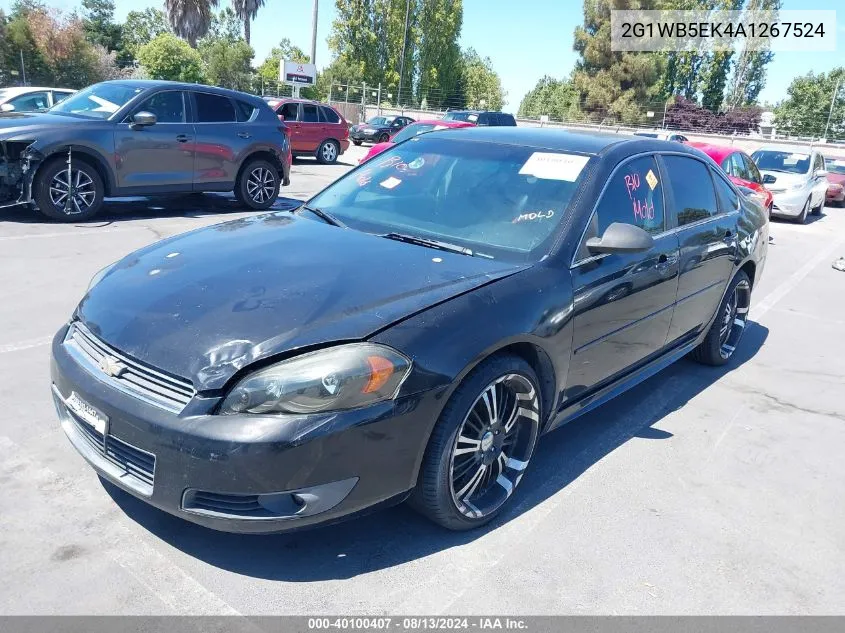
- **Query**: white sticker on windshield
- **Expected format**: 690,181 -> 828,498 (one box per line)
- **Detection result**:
380,176 -> 402,189
519,152 -> 590,181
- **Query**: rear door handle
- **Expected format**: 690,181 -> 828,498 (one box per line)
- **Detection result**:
238,132 -> 251,139
176,134 -> 189,143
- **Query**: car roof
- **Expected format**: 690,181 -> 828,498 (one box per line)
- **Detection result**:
0,86 -> 74,95
686,142 -> 743,162
753,146 -> 815,155
96,80 -> 264,105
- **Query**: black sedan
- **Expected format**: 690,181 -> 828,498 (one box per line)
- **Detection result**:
51,128 -> 768,533
350,115 -> 415,145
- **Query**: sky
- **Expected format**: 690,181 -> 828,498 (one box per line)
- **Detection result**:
2,0 -> 843,110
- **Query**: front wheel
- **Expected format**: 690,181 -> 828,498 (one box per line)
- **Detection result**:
811,196 -> 823,216
691,270 -> 752,366
352,139 -> 362,146
235,159 -> 280,210
794,197 -> 810,224
33,157 -> 104,222
411,355 -> 542,530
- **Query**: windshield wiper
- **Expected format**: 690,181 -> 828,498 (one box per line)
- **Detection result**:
380,232 -> 475,257
297,204 -> 345,227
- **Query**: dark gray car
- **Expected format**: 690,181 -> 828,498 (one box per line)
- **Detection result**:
0,80 -> 291,221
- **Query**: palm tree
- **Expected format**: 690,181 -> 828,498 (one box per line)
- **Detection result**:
232,0 -> 266,46
165,0 -> 219,46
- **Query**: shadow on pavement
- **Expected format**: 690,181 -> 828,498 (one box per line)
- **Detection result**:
104,322 -> 769,582
0,193 -> 304,225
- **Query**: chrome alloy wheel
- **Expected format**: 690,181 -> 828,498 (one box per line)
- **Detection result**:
719,278 -> 751,359
246,167 -> 276,204
49,168 -> 96,215
449,373 -> 540,519
320,141 -> 338,163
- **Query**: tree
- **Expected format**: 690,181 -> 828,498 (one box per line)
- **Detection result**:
416,0 -> 462,109
121,8 -> 170,59
200,35 -> 253,90
665,95 -> 762,133
725,0 -> 780,108
774,68 -> 845,139
518,75 -> 582,121
137,32 -> 204,82
165,0 -> 218,46
459,48 -> 505,110
80,0 -> 122,52
231,0 -> 265,46
204,6 -> 242,43
257,37 -> 309,83
572,0 -> 664,124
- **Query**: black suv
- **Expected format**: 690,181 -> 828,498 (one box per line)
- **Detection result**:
0,80 -> 291,221
441,110 -> 517,126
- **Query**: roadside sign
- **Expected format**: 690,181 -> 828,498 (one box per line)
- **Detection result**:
280,60 -> 316,87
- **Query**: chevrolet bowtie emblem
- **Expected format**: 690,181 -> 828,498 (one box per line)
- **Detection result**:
99,355 -> 125,378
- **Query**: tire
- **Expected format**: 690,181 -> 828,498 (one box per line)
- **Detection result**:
794,197 -> 810,224
691,270 -> 752,367
316,139 -> 340,165
766,204 -> 773,221
378,133 -> 390,144
234,159 -> 279,210
811,197 -> 823,215
352,140 -> 362,146
410,354 -> 542,531
33,156 -> 104,222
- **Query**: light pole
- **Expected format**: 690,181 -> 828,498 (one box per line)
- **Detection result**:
397,0 -> 411,107
310,0 -> 318,64
823,77 -> 842,142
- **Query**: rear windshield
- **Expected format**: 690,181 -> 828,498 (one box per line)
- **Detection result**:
752,150 -> 811,174
308,135 -> 592,262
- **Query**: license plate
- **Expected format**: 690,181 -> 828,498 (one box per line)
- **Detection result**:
66,391 -> 108,435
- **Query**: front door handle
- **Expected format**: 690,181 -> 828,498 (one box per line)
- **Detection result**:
723,229 -> 736,244
176,134 -> 190,143
238,132 -> 251,139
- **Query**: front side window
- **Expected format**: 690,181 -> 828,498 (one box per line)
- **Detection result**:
752,150 -> 811,175
591,155 -> 665,239
50,82 -> 143,119
663,155 -> 718,226
8,91 -> 50,111
133,91 -> 185,123
307,136 -> 592,262
194,92 -> 235,123
279,102 -> 299,121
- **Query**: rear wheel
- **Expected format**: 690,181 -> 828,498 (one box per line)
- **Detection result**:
691,270 -> 752,366
234,159 -> 279,210
411,354 -> 542,530
33,157 -> 104,222
316,139 -> 339,165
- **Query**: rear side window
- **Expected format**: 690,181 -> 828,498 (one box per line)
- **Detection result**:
320,106 -> 341,123
712,168 -> 740,213
234,100 -> 256,122
194,92 -> 235,123
583,155 -> 665,251
663,155 -> 718,226
302,104 -> 319,122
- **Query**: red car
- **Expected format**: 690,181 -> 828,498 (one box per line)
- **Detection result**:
825,158 -> 845,206
266,98 -> 350,164
687,142 -> 774,215
359,119 -> 475,164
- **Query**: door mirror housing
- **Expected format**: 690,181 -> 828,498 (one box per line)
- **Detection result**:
0,103 -> 15,112
762,174 -> 776,184
586,222 -> 655,255
131,111 -> 157,128
814,169 -> 828,178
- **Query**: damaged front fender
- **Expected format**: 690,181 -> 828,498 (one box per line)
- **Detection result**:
0,140 -> 42,209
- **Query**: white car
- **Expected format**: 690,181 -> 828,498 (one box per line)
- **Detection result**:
633,131 -> 689,142
0,87 -> 76,113
751,146 -> 829,223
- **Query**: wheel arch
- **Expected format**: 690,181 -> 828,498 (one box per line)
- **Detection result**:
235,149 -> 285,186
34,145 -> 115,197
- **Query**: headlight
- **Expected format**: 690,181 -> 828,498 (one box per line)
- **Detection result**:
87,261 -> 118,292
746,191 -> 766,204
219,343 -> 412,415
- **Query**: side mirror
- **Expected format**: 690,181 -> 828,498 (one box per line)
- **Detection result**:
278,114 -> 285,121
815,169 -> 828,178
762,174 -> 776,184
131,111 -> 157,128
0,103 -> 15,112
586,222 -> 655,255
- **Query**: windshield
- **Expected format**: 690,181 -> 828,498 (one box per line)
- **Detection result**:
366,117 -> 391,126
827,161 -> 845,175
442,112 -> 478,123
391,123 -> 446,144
50,83 -> 143,119
307,136 -> 591,262
752,150 -> 811,174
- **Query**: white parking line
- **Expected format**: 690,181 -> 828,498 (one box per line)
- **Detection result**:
0,335 -> 53,354
0,229 -> 133,242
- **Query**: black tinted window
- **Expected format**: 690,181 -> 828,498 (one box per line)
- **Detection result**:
9,91 -> 50,111
712,169 -> 739,213
588,155 -> 665,244
498,113 -> 516,126
302,104 -> 319,122
664,155 -> 718,226
194,92 -> 235,123
234,100 -> 256,122
732,153 -> 752,180
135,91 -> 184,123
279,102 -> 298,120
321,106 -> 341,123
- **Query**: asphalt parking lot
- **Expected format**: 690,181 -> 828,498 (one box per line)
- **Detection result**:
2,142 -> 845,615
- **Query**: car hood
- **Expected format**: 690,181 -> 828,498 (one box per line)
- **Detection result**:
360,142 -> 393,163
78,213 -> 526,391
0,111 -> 96,139
758,170 -> 810,189
353,123 -> 389,132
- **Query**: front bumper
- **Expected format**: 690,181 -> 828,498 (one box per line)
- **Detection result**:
51,327 -> 438,533
350,130 -> 383,142
769,188 -> 810,217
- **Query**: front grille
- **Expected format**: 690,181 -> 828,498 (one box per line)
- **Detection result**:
65,322 -> 195,413
65,404 -> 156,491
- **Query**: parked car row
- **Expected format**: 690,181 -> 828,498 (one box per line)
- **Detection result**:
0,86 -> 75,112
